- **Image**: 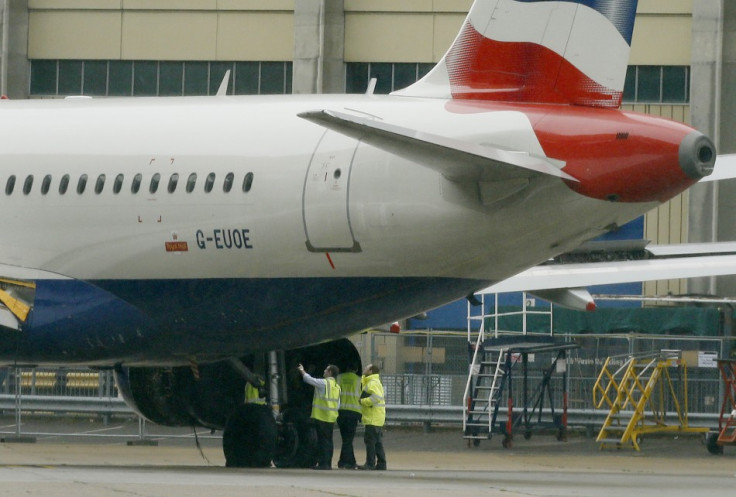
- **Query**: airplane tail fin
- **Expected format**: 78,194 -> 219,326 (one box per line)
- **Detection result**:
393,0 -> 638,108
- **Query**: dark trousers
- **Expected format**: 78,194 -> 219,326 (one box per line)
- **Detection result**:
363,425 -> 386,468
314,419 -> 335,468
337,410 -> 361,467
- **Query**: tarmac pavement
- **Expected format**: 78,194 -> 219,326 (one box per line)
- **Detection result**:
0,416 -> 734,497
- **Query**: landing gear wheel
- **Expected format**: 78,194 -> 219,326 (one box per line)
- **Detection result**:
706,431 -> 724,455
502,435 -> 512,449
556,427 -> 567,442
223,404 -> 277,467
273,409 -> 318,468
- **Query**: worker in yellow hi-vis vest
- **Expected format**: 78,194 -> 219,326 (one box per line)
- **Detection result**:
358,363 -> 386,471
297,362 -> 341,470
336,363 -> 362,469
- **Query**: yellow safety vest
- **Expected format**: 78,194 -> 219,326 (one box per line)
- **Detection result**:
311,377 -> 341,423
360,374 -> 386,427
245,381 -> 266,405
337,372 -> 362,414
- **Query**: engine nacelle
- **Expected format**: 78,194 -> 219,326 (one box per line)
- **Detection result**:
114,361 -> 245,430
113,337 -> 364,432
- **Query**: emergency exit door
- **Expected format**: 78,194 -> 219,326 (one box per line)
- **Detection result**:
303,130 -> 361,252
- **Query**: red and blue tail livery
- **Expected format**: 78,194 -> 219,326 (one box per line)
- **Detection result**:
396,0 -> 638,107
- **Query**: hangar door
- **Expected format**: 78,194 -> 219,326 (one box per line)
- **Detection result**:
303,130 -> 361,252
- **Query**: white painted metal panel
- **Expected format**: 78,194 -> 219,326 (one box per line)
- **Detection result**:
303,131 -> 360,252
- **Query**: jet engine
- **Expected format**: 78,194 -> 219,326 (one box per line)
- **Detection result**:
114,361 -> 245,430
113,338 -> 363,467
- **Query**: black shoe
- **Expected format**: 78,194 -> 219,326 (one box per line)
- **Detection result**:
375,465 -> 387,471
313,465 -> 331,470
341,464 -> 356,470
357,464 -> 375,470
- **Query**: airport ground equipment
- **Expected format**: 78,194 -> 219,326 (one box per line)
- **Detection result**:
593,352 -> 708,450
706,359 -> 736,455
463,329 -> 578,448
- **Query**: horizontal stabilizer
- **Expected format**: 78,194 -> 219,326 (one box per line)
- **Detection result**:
298,109 -> 573,183
482,252 -> 736,294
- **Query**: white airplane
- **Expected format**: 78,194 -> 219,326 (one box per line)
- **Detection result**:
0,0 -> 731,466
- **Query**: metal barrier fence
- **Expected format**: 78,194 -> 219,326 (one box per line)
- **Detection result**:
0,332 -> 732,437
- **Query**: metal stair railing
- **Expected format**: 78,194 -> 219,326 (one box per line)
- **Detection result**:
595,352 -> 708,451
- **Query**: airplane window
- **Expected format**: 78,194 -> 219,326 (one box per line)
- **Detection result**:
223,172 -> 234,193
95,174 -> 106,194
204,172 -> 215,193
41,175 -> 52,195
113,174 -> 124,194
77,174 -> 88,194
5,175 -> 15,195
149,173 -> 160,194
59,174 -> 69,194
186,173 -> 197,193
168,173 -> 179,193
243,172 -> 254,193
131,173 -> 142,194
23,175 -> 33,195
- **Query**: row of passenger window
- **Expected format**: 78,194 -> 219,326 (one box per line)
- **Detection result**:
4,171 -> 255,196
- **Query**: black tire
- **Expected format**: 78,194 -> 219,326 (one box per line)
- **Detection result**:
706,431 -> 724,456
223,404 -> 277,467
273,410 -> 318,468
556,427 -> 567,442
502,435 -> 512,449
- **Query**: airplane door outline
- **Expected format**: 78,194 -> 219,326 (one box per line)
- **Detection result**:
302,130 -> 362,253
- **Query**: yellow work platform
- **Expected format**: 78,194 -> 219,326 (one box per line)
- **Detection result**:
593,351 -> 708,451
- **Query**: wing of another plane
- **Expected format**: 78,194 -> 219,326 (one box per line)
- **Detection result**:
698,153 -> 736,182
298,109 -> 575,184
481,241 -> 736,311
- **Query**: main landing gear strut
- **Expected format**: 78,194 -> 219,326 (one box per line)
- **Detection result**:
222,338 -> 362,468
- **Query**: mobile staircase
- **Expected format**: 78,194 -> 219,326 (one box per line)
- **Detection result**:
462,321 -> 507,446
593,351 -> 707,450
463,293 -> 577,448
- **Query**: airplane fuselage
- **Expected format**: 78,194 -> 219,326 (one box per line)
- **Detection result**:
0,94 -> 698,365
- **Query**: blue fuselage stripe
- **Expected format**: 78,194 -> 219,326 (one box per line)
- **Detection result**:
2,277 -> 487,365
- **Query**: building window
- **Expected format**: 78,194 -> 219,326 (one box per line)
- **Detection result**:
622,66 -> 690,104
346,62 -> 434,94
343,62 -> 691,104
30,60 -> 293,97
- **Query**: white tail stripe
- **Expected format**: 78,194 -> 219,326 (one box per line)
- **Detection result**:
468,1 -> 631,91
